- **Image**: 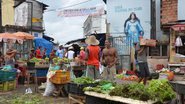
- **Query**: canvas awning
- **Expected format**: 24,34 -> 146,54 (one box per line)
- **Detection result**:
0,32 -> 23,44
13,32 -> 34,40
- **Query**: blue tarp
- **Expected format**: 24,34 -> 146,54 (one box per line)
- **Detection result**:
34,38 -> 53,57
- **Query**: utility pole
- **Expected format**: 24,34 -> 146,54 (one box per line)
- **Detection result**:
26,1 -> 33,35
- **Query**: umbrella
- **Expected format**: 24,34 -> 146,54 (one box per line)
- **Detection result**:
0,32 -> 24,44
0,32 -> 19,39
13,32 -> 34,40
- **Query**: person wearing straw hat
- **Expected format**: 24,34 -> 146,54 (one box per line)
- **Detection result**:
85,35 -> 101,79
65,46 -> 75,60
29,48 -> 35,59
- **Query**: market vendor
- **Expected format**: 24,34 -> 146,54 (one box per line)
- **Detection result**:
4,49 -> 17,67
65,46 -> 75,60
135,42 -> 150,85
35,46 -> 42,58
49,49 -> 57,63
79,47 -> 86,65
0,52 -> 4,67
85,35 -> 101,79
29,48 -> 35,59
101,40 -> 118,81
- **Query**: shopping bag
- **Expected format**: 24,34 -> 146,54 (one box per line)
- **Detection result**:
99,63 -> 104,75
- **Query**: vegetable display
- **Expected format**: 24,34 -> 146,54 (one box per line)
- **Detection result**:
147,79 -> 176,103
84,79 -> 176,103
73,77 -> 95,84
84,80 -> 115,94
109,83 -> 150,101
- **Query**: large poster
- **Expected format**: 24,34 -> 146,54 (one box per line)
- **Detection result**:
14,2 -> 28,26
107,0 -> 151,40
178,0 -> 185,20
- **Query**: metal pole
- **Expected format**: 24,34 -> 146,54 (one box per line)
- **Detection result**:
26,1 -> 33,35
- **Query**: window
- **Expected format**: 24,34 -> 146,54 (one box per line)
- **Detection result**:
149,44 -> 168,57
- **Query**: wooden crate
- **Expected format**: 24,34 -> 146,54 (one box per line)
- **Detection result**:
0,80 -> 16,92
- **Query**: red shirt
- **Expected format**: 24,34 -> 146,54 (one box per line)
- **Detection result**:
36,49 -> 42,58
80,50 -> 86,60
87,46 -> 100,69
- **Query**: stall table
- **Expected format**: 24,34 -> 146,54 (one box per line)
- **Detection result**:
68,93 -> 85,104
35,65 -> 49,84
85,91 -> 155,104
170,81 -> 185,104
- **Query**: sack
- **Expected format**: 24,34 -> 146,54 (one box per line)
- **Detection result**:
99,63 -> 104,75
140,38 -> 147,46
43,79 -> 55,96
140,38 -> 157,47
146,39 -> 157,47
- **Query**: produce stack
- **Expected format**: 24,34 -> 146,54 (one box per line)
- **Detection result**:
68,77 -> 97,95
0,66 -> 17,91
84,79 -> 176,104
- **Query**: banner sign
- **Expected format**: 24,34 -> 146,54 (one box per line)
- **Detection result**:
58,6 -> 104,17
107,0 -> 151,39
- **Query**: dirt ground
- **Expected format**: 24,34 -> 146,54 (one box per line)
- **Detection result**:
0,85 -> 68,104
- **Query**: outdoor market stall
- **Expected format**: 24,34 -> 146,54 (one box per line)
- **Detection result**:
168,24 -> 185,104
169,24 -> 185,72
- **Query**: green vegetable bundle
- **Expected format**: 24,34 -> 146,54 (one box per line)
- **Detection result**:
109,79 -> 176,102
147,79 -> 176,103
73,77 -> 94,84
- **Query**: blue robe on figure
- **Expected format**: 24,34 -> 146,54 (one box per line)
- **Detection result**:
125,20 -> 144,45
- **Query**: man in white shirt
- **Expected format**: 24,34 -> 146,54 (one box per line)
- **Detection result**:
65,46 -> 75,60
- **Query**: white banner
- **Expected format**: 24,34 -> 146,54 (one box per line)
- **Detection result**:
107,0 -> 151,39
14,2 -> 28,26
58,6 -> 104,17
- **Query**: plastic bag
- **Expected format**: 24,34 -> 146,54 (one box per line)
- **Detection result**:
43,79 -> 55,96
99,63 -> 104,75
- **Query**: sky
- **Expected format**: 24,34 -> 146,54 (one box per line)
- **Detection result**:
37,0 -> 105,44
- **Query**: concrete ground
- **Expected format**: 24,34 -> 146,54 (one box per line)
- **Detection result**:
0,84 -> 68,104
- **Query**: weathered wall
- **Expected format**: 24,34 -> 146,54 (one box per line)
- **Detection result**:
161,0 -> 177,24
2,0 -> 14,26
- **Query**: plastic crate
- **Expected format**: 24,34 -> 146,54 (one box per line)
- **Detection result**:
0,70 -> 16,81
0,82 -> 4,91
68,82 -> 97,96
36,69 -> 48,77
0,80 -> 16,92
50,70 -> 70,84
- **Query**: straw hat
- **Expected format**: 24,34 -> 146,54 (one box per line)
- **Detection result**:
80,47 -> 84,50
85,35 -> 99,45
68,46 -> 73,50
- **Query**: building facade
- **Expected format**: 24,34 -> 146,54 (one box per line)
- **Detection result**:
14,0 -> 48,37
83,15 -> 106,36
2,0 -> 15,26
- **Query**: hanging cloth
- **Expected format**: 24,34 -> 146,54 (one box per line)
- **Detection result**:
175,36 -> 183,47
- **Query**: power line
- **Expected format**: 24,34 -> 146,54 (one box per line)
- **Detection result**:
45,0 -> 93,12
